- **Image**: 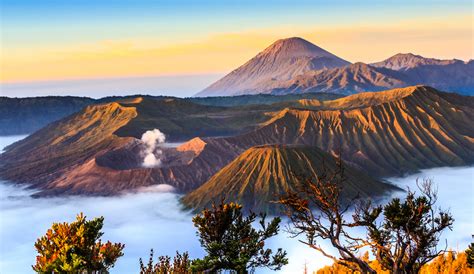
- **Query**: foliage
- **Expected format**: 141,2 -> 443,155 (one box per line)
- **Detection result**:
32,213 -> 124,273
139,249 -> 191,274
190,200 -> 288,273
467,242 -> 474,268
278,157 -> 453,274
353,180 -> 453,273
317,252 -> 387,274
318,250 -> 472,274
419,250 -> 470,274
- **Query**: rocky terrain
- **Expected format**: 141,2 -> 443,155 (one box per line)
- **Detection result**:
0,94 -> 337,196
372,53 -> 474,95
271,62 -> 411,94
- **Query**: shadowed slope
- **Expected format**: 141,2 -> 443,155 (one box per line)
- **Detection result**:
271,63 -> 411,95
0,96 -> 95,135
182,145 -> 397,214
372,53 -> 474,95
114,98 -> 235,140
190,92 -> 343,107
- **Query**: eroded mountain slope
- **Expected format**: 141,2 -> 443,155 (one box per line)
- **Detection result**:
182,145 -> 398,214
0,102 -> 138,188
224,86 -> 474,176
1,86 -> 472,196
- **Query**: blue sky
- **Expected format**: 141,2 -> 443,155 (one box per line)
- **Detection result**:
2,0 -> 471,48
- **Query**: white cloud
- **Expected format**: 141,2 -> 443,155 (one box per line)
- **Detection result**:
0,183 -> 203,273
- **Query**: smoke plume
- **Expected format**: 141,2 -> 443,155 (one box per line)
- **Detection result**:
141,129 -> 166,168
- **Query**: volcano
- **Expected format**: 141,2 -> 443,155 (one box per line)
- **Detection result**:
196,37 -> 350,96
182,145 -> 397,214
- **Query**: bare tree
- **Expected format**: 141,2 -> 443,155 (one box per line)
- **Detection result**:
278,157 -> 453,274
278,158 -> 376,273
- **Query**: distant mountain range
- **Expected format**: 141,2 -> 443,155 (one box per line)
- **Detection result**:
196,37 -> 474,96
3,38 -> 471,135
1,86 -> 472,203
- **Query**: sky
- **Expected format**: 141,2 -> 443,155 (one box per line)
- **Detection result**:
0,0 -> 473,97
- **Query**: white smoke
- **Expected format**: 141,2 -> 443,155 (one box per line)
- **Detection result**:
141,129 -> 166,168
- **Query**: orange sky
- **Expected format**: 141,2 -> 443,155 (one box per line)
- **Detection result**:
1,14 -> 472,83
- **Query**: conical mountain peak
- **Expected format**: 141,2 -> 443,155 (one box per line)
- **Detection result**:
182,145 -> 397,214
260,37 -> 336,59
197,37 -> 350,96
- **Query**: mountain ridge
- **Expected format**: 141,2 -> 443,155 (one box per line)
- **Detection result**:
205,86 -> 474,177
0,92 -> 344,137
271,62 -> 411,95
371,53 -> 464,71
197,38 -> 474,96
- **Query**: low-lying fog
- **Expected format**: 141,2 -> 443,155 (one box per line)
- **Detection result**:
0,136 -> 472,273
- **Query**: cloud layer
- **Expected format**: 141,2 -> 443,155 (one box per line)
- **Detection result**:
0,136 -> 472,273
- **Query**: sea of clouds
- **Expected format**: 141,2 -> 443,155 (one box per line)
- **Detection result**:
0,136 -> 472,273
